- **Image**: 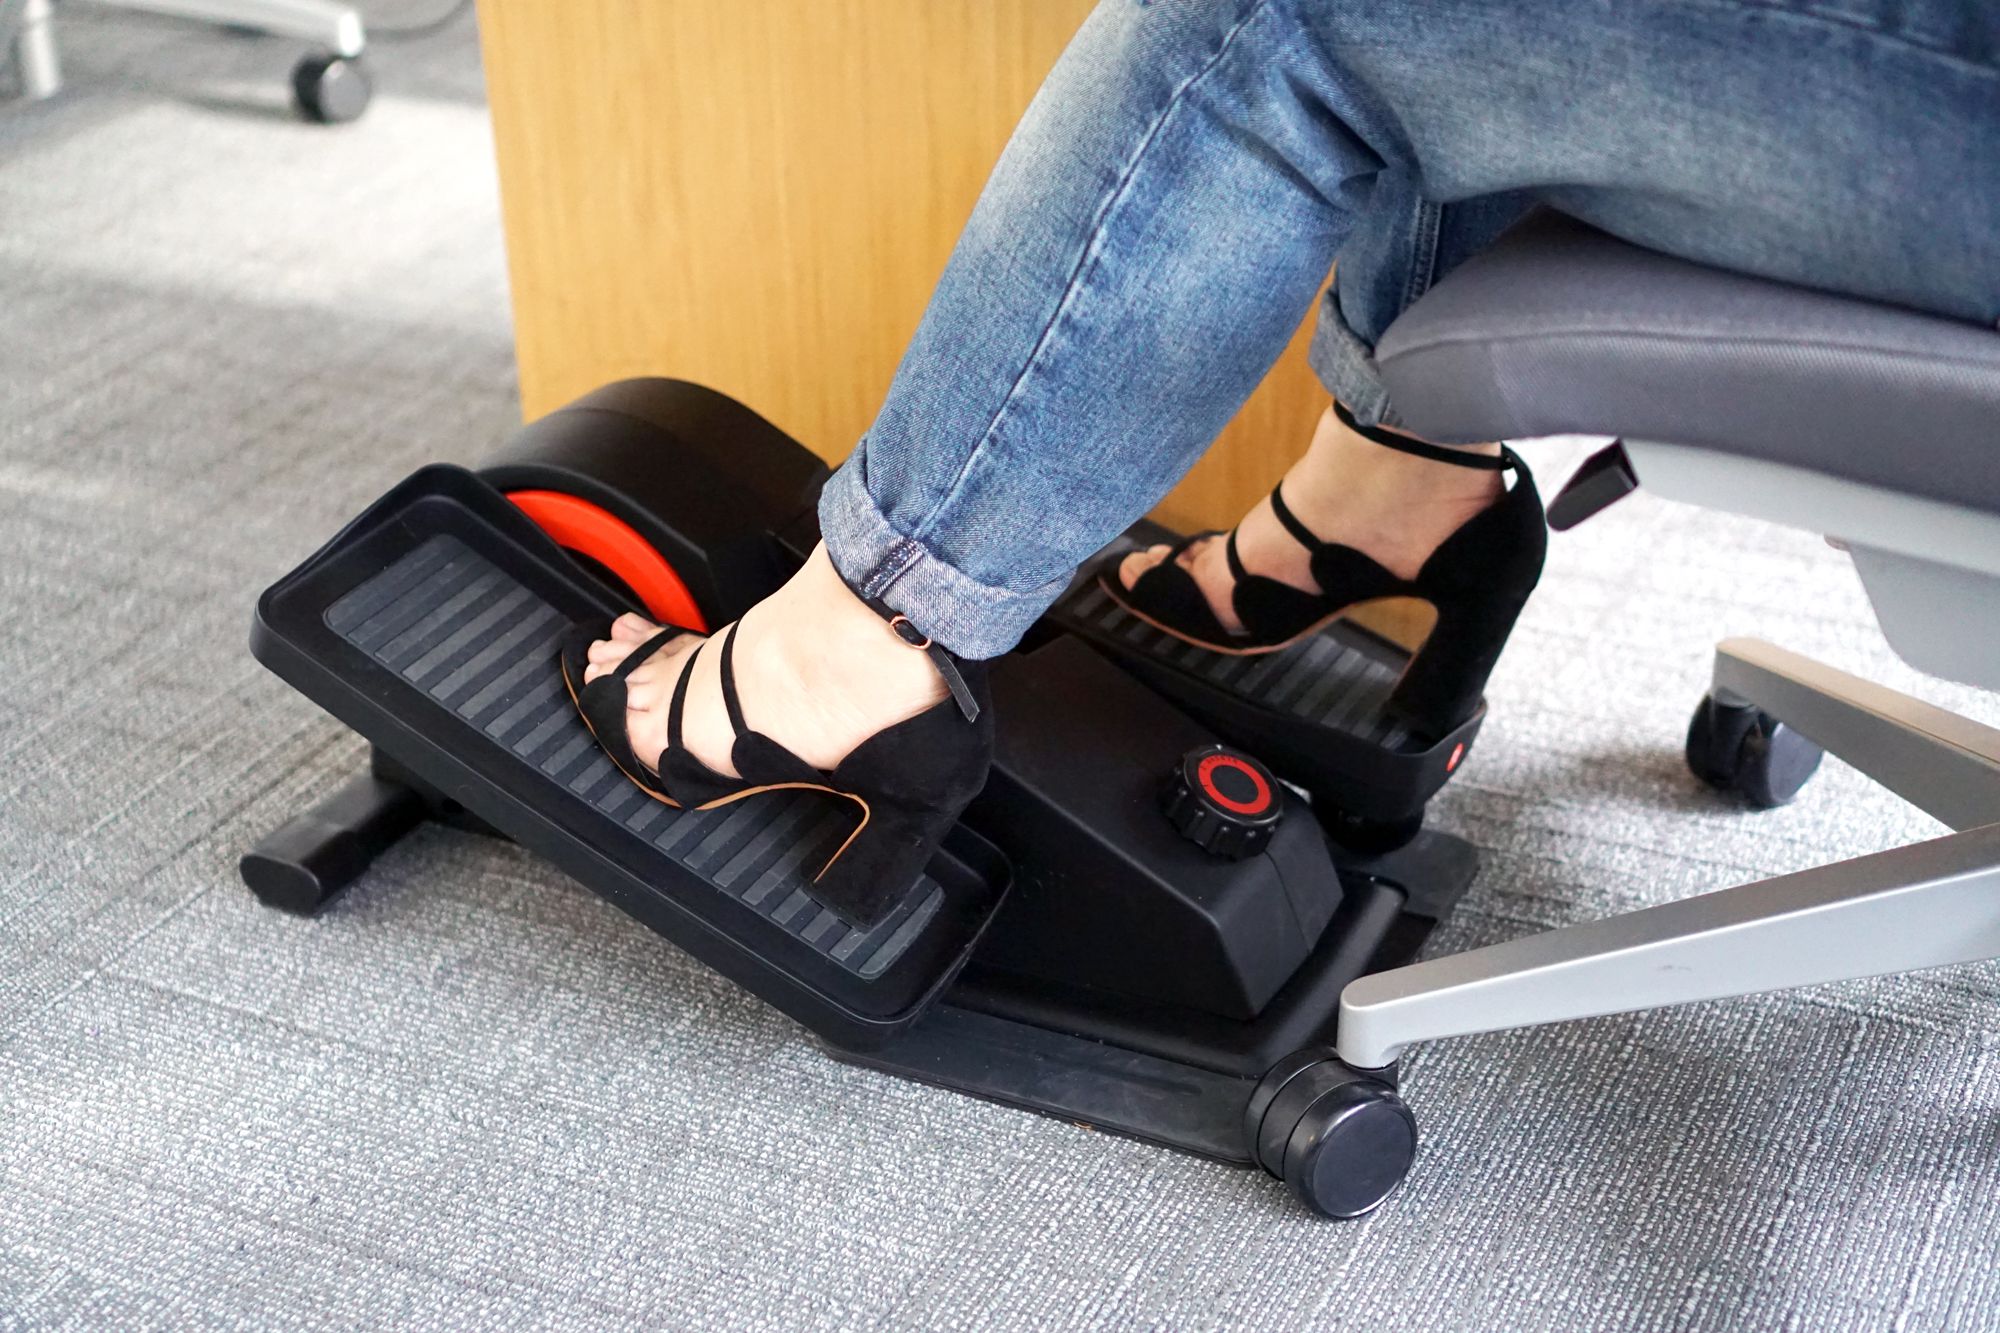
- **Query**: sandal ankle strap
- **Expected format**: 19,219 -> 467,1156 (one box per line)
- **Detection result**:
1332,398 -> 1510,471
863,595 -> 982,724
665,622 -> 769,751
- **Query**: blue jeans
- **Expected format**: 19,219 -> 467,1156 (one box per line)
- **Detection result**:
818,0 -> 2000,658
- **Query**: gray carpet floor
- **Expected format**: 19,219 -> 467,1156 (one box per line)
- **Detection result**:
5,10 -> 1999,1331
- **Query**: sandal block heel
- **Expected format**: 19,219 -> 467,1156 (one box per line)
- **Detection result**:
808,684 -> 996,926
1385,584 -> 1535,740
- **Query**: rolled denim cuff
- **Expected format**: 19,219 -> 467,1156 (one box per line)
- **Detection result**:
1306,283 -> 1402,429
817,453 -> 1073,660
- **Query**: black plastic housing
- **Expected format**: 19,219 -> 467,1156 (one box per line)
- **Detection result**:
478,379 -> 829,625
967,636 -> 1343,1021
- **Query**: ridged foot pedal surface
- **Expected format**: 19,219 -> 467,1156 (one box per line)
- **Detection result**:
1046,534 -> 1484,823
251,465 -> 1008,1048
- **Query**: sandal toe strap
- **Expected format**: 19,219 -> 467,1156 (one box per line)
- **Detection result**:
667,623 -> 821,789
611,625 -> 686,680
565,625 -> 677,796
1118,535 -> 1240,645
1221,525 -> 1339,640
1230,572 -> 1331,635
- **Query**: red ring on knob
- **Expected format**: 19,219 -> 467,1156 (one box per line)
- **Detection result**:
1197,752 -> 1273,816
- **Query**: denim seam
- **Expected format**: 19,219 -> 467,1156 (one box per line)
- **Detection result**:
1669,0 -> 2000,77
1400,197 -> 1444,312
900,0 -> 1281,551
859,536 -> 926,600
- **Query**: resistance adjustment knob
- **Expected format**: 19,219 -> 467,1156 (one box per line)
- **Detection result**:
1161,744 -> 1284,860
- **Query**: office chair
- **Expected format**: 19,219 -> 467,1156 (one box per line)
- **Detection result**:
1327,210 -> 2000,1073
4,0 -> 369,122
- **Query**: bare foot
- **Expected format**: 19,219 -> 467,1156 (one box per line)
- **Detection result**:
1117,404 -> 1505,633
582,545 -> 948,776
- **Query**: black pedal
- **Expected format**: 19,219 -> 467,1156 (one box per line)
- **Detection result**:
249,464 -> 1008,1048
1044,533 -> 1480,827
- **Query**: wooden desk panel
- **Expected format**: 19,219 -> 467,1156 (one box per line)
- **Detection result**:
476,0 -> 1331,534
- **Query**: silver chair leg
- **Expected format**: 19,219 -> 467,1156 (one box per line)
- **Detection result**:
1712,637 -> 2000,832
85,0 -> 364,56
1337,821 -> 2000,1069
15,0 -> 61,99
1336,636 -> 2000,1069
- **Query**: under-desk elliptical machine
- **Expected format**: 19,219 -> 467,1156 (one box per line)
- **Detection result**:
243,379 -> 1491,1219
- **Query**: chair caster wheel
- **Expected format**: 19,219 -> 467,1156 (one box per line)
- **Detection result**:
1686,693 -> 1823,809
1245,1050 -> 1417,1219
293,53 -> 371,123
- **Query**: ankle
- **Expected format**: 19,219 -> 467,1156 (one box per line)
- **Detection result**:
758,547 -> 948,723
1276,406 -> 1504,579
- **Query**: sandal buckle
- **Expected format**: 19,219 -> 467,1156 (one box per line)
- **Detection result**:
887,615 -> 932,650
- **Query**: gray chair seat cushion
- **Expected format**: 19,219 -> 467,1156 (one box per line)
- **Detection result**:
1375,211 -> 2000,518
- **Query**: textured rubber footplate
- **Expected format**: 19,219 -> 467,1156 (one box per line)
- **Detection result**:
1057,578 -> 1415,749
252,465 -> 1007,1047
324,532 -> 940,978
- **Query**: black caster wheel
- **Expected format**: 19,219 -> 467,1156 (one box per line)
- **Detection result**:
293,53 -> 372,124
1318,805 -> 1425,856
1685,693 -> 1823,809
1245,1050 -> 1417,1219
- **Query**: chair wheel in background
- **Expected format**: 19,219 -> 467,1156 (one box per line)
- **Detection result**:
1686,693 -> 1824,808
293,52 -> 370,123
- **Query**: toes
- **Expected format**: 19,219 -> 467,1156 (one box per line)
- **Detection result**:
583,632 -> 640,684
1118,545 -> 1174,590
621,703 -> 669,771
611,613 -> 660,642
584,638 -> 631,678
1173,535 -> 1214,571
620,635 -> 700,712
570,627 -> 702,772
624,674 -> 662,714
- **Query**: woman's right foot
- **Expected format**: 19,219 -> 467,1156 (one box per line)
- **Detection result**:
561,544 -> 994,927
582,546 -> 950,780
1100,400 -> 1547,738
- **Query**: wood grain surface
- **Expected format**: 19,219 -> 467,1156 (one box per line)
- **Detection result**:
476,0 -> 1337,537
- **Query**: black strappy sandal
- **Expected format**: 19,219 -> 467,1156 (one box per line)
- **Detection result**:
1097,401 -> 1547,739
560,607 -> 994,928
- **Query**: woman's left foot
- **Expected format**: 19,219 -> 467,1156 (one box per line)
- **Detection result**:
1100,400 -> 1547,737
1115,402 -> 1506,634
